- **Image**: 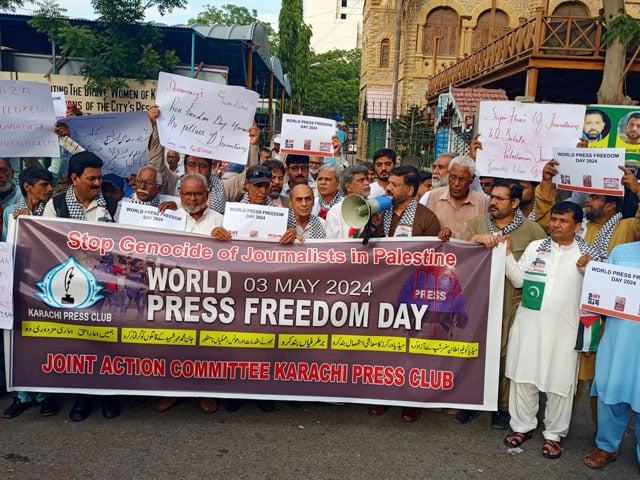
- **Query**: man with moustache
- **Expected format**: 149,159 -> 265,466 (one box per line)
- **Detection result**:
166,150 -> 181,173
325,164 -> 371,239
620,112 -> 640,145
369,148 -> 396,198
281,154 -> 314,199
128,166 -> 163,207
462,179 -> 546,428
314,164 -> 343,219
262,160 -> 287,207
309,156 -> 323,181
0,157 -> 23,211
42,151 -> 120,421
419,152 -> 455,205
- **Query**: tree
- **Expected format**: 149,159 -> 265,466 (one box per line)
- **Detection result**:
278,0 -> 311,111
303,49 -> 361,123
29,0 -> 185,93
597,0 -> 640,104
389,105 -> 434,166
188,3 -> 278,51
0,0 -> 23,11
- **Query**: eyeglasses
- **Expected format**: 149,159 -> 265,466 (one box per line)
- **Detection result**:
186,162 -> 210,170
288,165 -> 309,172
489,195 -> 511,202
136,179 -> 159,187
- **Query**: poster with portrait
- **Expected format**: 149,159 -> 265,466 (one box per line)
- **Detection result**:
583,105 -> 640,166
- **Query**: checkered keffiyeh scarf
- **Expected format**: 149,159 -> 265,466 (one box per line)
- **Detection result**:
128,193 -> 161,207
487,208 -> 525,236
13,199 -> 45,217
383,199 -> 418,237
318,192 -> 344,219
176,174 -> 226,214
240,193 -> 274,206
537,234 -> 601,260
527,203 -> 536,222
65,186 -> 114,222
592,212 -> 622,260
296,214 -> 326,239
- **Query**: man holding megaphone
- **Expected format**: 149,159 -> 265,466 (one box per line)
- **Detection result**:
326,164 -> 372,239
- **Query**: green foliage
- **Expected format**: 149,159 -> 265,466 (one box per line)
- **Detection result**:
602,14 -> 640,47
28,0 -> 186,93
278,0 -> 311,109
0,0 -> 23,11
303,49 -> 361,123
389,105 -> 434,166
188,3 -> 278,51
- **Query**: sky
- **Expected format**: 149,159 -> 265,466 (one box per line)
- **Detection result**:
9,1 -> 281,28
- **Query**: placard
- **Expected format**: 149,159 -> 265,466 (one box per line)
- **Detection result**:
156,72 -> 259,164
118,201 -> 186,231
583,105 -> 640,166
581,260 -> 640,323
552,147 -> 625,196
51,91 -> 67,119
476,101 -> 585,181
0,80 -> 59,157
0,242 -> 13,329
63,112 -> 150,178
223,203 -> 288,240
280,114 -> 337,157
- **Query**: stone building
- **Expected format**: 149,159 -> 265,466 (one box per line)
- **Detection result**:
359,0 -> 640,159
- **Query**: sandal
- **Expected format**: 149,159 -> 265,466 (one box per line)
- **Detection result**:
503,431 -> 533,448
542,439 -> 561,459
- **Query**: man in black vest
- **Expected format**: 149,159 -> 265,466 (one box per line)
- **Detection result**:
43,151 -> 121,421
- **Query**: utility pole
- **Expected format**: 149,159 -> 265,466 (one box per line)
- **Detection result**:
390,0 -> 403,148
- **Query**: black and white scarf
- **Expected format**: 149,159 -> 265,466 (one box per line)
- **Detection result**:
537,234 -> 601,260
176,174 -> 226,214
65,186 -> 113,222
318,192 -> 344,219
526,203 -> 536,222
383,199 -> 418,237
128,193 -> 161,207
487,208 -> 525,236
592,212 -> 622,260
240,193 -> 274,206
296,214 -> 326,239
13,199 -> 45,217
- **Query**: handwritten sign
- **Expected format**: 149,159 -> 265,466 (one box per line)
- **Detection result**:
156,72 -> 259,165
0,242 -> 14,329
280,114 -> 337,157
0,80 -> 59,157
118,201 -> 186,231
581,260 -> 640,323
223,203 -> 288,240
553,147 -> 625,196
51,91 -> 67,119
62,112 -> 151,178
476,101 -> 585,182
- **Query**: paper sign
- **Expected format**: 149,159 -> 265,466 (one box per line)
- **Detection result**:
63,112 -> 151,178
51,91 -> 67,119
0,242 -> 14,329
581,261 -> 640,323
280,114 -> 337,157
476,101 -> 585,182
156,72 -> 259,165
0,80 -> 59,157
553,147 -> 625,196
118,201 -> 186,231
223,203 -> 288,240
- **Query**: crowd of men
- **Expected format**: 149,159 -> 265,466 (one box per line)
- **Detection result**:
1,104 -> 640,474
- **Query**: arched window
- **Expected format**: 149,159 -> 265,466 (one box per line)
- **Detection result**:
424,7 -> 459,57
473,10 -> 511,51
552,1 -> 589,17
380,38 -> 390,68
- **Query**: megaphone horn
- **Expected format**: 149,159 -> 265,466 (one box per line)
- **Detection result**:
341,194 -> 393,228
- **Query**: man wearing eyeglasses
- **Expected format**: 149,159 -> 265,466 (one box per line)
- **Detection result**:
128,166 -> 163,207
461,179 -> 546,428
426,156 -> 488,240
280,154 -> 314,206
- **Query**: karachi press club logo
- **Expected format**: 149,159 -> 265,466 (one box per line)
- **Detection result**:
35,257 -> 104,309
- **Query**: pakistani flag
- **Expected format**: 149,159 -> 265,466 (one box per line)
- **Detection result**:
521,270 -> 546,311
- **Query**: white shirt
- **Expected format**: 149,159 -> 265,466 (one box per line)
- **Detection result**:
369,181 -> 385,198
180,207 -> 223,235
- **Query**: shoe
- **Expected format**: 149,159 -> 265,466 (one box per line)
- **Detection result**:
257,400 -> 275,413
491,410 -> 510,430
542,439 -> 561,460
584,448 -> 619,469
2,398 -> 32,418
198,397 -> 218,414
40,397 -> 60,417
153,397 -> 179,412
368,405 -> 388,416
69,396 -> 93,422
226,400 -> 243,412
401,407 -> 420,422
101,397 -> 121,419
454,410 -> 479,424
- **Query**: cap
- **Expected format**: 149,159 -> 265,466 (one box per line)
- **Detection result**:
246,165 -> 272,185
273,135 -> 281,144
102,173 -> 125,190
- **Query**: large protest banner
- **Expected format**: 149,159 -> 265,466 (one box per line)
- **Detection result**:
7,218 -> 504,410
